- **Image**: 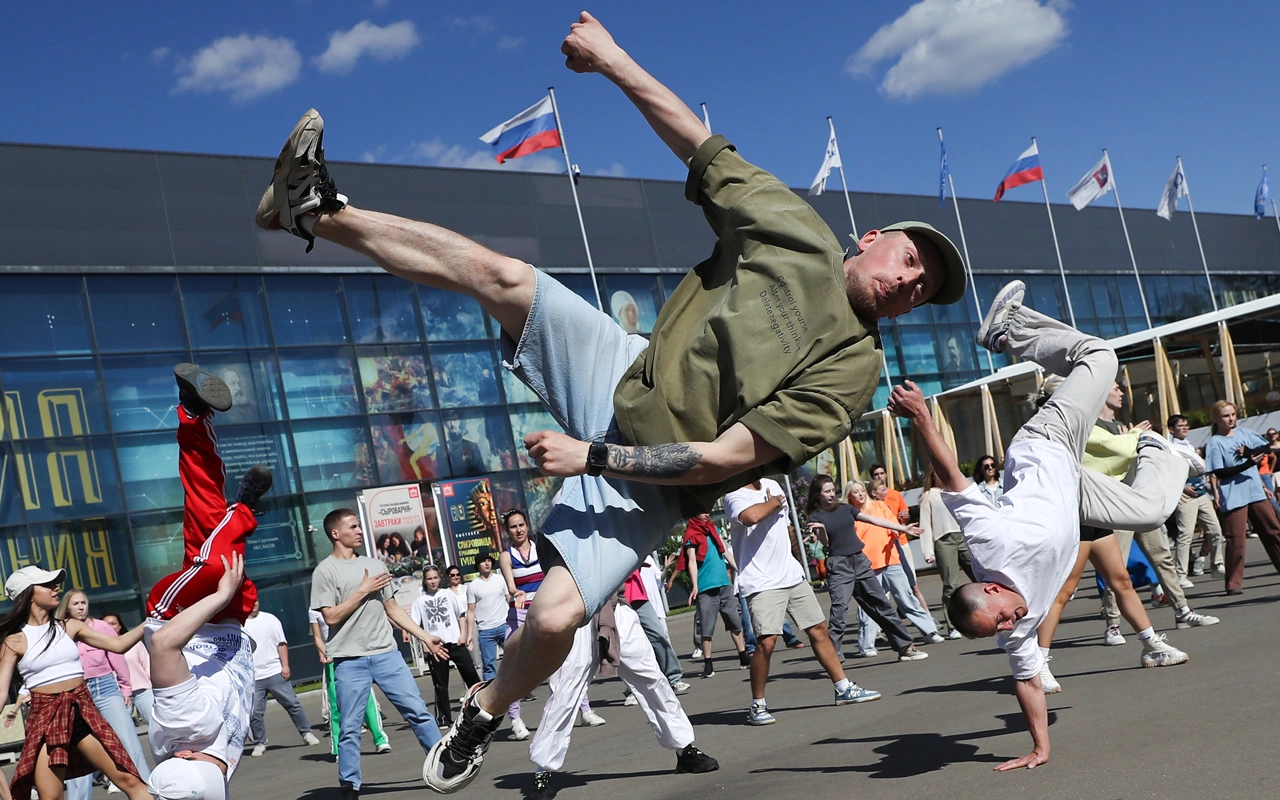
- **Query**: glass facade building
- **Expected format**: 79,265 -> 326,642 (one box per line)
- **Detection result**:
3,141 -> 1278,676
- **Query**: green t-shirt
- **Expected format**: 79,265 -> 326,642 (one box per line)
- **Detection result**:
309,555 -> 396,659
613,135 -> 882,516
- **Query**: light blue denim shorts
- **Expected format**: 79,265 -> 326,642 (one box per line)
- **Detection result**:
500,267 -> 683,620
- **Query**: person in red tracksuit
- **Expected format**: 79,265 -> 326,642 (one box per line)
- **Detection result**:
147,364 -> 272,625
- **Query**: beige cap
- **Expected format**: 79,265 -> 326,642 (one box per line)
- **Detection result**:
851,221 -> 967,306
5,566 -> 67,598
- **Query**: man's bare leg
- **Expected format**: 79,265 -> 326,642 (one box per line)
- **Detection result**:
311,207 -> 535,340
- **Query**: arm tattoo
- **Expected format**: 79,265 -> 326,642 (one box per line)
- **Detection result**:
605,443 -> 703,479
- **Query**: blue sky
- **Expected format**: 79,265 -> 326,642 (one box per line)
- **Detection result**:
4,1 -> 1280,218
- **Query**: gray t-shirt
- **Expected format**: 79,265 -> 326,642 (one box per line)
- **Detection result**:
310,555 -> 395,659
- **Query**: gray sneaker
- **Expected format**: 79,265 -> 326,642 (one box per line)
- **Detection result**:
1140,633 -> 1189,668
746,702 -> 776,726
256,108 -> 348,252
977,280 -> 1026,353
1175,609 -> 1220,628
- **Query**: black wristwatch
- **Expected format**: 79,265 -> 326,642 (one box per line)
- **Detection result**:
586,442 -> 609,476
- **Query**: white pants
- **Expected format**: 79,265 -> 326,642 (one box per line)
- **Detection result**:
529,603 -> 694,772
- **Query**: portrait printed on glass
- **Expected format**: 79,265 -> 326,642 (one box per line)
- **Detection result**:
604,275 -> 661,335
431,344 -> 501,408
442,409 -> 516,477
359,351 -> 434,414
371,413 -> 445,484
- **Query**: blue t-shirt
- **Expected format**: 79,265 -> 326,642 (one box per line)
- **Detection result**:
1205,428 -> 1268,512
693,539 -> 731,591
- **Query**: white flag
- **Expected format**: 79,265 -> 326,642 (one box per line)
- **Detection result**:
1156,162 -> 1188,220
1066,153 -> 1114,210
809,130 -> 842,196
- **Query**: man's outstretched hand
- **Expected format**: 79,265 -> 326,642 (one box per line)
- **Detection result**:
562,11 -> 626,75
887,380 -> 929,422
995,748 -> 1049,772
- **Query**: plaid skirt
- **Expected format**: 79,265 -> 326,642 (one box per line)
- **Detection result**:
10,683 -> 141,799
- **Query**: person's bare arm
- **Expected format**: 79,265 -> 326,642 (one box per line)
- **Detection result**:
499,552 -> 527,610
686,547 -> 700,602
151,554 -> 245,690
854,510 -> 922,537
309,622 -> 329,664
67,619 -> 145,654
322,569 -> 392,628
383,600 -> 447,660
1001,676 -> 1051,771
887,381 -> 969,492
524,422 -> 782,486
561,12 -> 710,165
278,643 -> 292,681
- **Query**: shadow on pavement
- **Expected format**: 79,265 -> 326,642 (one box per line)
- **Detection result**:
493,767 -> 673,797
899,674 -> 1013,696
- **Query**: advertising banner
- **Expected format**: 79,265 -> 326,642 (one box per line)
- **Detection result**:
357,483 -> 439,611
433,477 -> 501,580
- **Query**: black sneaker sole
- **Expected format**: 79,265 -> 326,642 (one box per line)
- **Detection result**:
175,363 -> 232,412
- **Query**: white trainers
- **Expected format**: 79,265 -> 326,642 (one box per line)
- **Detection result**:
924,632 -> 946,644
251,743 -> 267,757
691,647 -> 703,660
947,629 -> 963,640
579,710 -> 607,727
1178,576 -> 1195,589
977,280 -> 1026,353
1175,609 -> 1220,628
670,680 -> 691,695
302,731 -> 320,746
376,742 -> 393,753
1190,556 -> 1206,576
623,692 -> 639,706
510,718 -> 531,741
1104,625 -> 1126,646
859,648 -> 879,658
1140,633 -> 1189,667
1039,659 -> 1062,694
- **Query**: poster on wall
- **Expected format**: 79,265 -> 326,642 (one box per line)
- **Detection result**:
356,482 -> 440,612
433,477 -> 501,581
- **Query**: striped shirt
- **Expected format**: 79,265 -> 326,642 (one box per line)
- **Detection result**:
508,540 -> 544,596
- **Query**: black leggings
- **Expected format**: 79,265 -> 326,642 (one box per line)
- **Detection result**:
429,642 -> 481,723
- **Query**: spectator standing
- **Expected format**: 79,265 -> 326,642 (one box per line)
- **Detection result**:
103,613 -> 154,727
680,514 -> 749,678
466,551 -> 510,682
1166,415 -> 1223,581
919,470 -> 975,639
309,609 -> 391,758
410,567 -> 480,727
1204,401 -> 1280,594
972,456 -> 1002,505
244,599 -> 320,757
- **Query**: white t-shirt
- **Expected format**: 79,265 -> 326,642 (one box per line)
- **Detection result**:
242,612 -> 287,681
308,608 -> 330,642
466,574 -> 510,631
943,438 -> 1081,680
410,590 -> 466,642
145,620 -> 255,780
724,478 -> 804,596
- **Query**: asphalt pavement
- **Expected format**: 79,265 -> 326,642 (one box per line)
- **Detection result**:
179,539 -> 1279,800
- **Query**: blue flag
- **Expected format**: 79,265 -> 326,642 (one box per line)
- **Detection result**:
1256,168 -> 1270,219
939,141 -> 950,209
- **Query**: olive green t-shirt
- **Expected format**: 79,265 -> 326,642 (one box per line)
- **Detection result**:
612,135 -> 882,515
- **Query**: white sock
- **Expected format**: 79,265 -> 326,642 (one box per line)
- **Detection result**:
1039,646 -> 1050,660
298,213 -> 318,236
1137,626 -> 1156,641
834,678 -> 851,693
752,698 -> 767,709
1178,605 -> 1191,616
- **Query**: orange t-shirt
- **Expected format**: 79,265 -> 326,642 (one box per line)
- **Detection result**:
882,488 -> 909,522
855,498 -> 903,570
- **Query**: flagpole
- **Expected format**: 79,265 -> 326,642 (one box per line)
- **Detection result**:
547,86 -> 603,312
829,117 -> 860,239
1178,156 -> 1218,311
700,103 -> 711,133
1033,137 -> 1076,327
1103,148 -> 1152,330
938,127 -> 994,374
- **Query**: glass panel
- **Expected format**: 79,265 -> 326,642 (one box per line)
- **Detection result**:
487,472 -> 525,523
899,329 -> 939,374
180,275 -> 271,350
194,351 -> 285,424
129,509 -> 185,595
1118,274 -> 1149,327
660,273 -> 682,302
522,472 -> 562,530
216,423 -> 298,497
441,408 -> 517,476
18,436 -> 123,524
277,348 -> 361,419
508,404 -> 562,470
602,275 -> 662,334
501,369 -> 539,405
86,275 -> 186,353
357,347 -> 434,413
292,417 -> 374,492
101,352 -> 188,432
430,343 -> 501,408
302,489 -> 358,565
370,412 -> 447,483
418,287 -> 489,342
345,275 -> 421,344
938,327 -> 977,374
265,275 -> 349,347
1024,276 -> 1065,322
244,497 -> 307,577
555,275 -> 601,308
116,432 -> 182,513
26,515 -> 137,605
0,276 -> 92,356
0,357 -> 108,438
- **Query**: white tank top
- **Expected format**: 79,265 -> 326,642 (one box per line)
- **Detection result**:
16,623 -> 84,688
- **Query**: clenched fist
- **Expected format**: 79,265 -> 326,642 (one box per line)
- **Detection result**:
887,380 -> 929,422
525,430 -> 592,477
561,11 -> 626,75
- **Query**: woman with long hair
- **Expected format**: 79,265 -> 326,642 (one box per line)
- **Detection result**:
56,591 -> 152,798
0,567 -> 151,800
919,467 -> 975,638
386,532 -> 412,561
804,475 -> 929,662
410,566 -> 480,727
100,613 -> 153,728
410,526 -> 432,558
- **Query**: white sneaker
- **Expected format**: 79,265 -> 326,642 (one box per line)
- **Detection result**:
251,743 -> 267,757
1178,576 -> 1195,589
623,692 -> 639,706
1104,625 -> 1126,646
924,632 -> 946,644
376,742 -> 393,753
859,648 -> 879,658
510,717 -> 531,740
1039,659 -> 1062,694
1175,609 -> 1220,628
579,710 -> 607,727
1150,585 -> 1168,606
947,629 -> 963,640
691,647 -> 703,660
1140,633 -> 1189,667
1190,556 -> 1206,576
977,280 -> 1026,353
302,731 -> 320,746
670,680 -> 691,695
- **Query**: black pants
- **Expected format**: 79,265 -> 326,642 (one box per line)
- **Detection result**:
826,551 -> 914,654
429,642 -> 481,724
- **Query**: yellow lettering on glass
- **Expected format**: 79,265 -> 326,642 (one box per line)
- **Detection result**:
40,532 -> 82,589
81,522 -> 117,589
0,392 -> 40,510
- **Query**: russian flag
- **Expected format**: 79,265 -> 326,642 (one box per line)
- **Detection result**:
479,96 -> 561,164
994,142 -> 1043,201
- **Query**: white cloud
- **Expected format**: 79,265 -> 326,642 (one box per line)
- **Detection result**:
594,163 -> 627,177
150,46 -> 170,64
848,0 -> 1068,100
496,35 -> 524,51
361,146 -> 387,163
314,20 -> 419,74
372,0 -> 392,7
402,138 -> 561,173
174,34 -> 301,102
449,15 -> 495,34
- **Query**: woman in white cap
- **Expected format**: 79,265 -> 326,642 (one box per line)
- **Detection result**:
0,566 -> 151,800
